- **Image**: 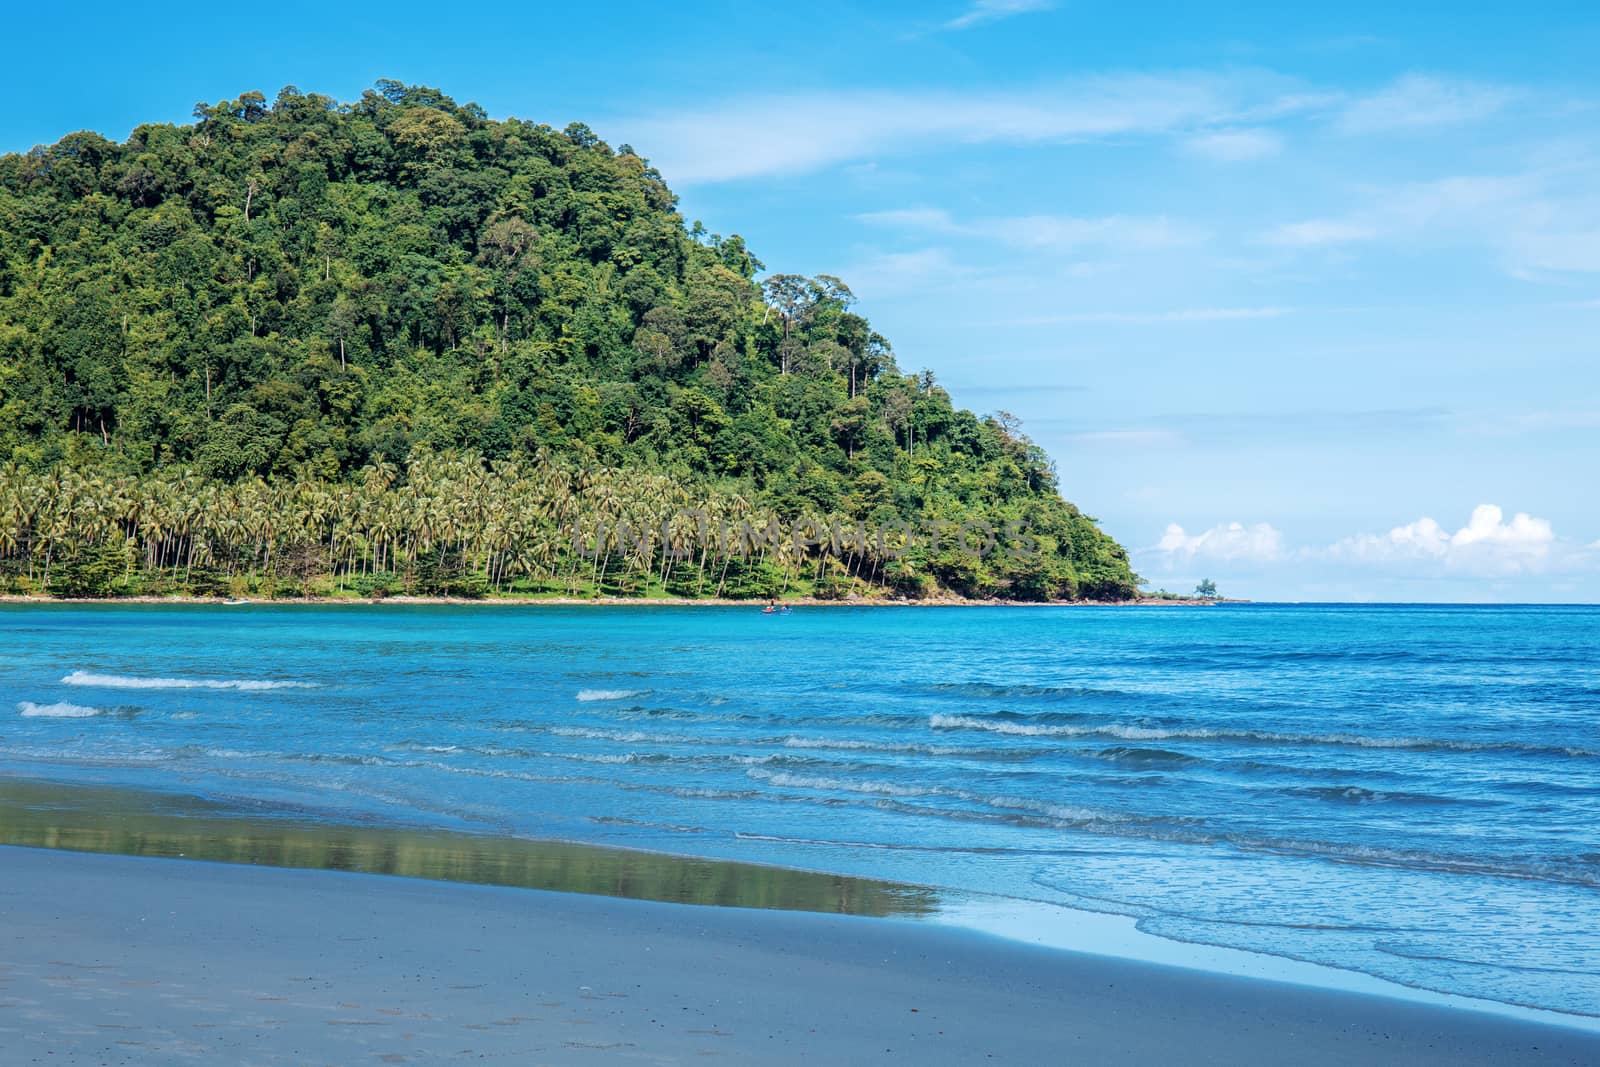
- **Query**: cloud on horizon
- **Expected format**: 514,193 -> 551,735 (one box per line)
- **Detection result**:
1326,504 -> 1558,574
1146,505 -> 1592,581
1157,521 -> 1286,563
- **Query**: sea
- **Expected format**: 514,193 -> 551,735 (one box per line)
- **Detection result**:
2,602 -> 1596,1018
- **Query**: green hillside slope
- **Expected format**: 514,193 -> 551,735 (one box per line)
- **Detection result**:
0,81 -> 1136,601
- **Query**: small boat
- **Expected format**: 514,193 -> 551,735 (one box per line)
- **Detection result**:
223,597 -> 251,606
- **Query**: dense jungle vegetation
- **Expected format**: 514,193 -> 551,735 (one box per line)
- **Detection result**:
0,81 -> 1137,600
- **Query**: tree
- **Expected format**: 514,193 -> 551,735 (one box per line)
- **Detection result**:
0,79 -> 1139,604
1195,578 -> 1219,599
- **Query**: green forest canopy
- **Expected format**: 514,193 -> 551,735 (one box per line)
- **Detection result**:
0,81 -> 1137,601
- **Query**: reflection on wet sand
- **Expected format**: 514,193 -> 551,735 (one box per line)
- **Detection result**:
0,776 -> 938,917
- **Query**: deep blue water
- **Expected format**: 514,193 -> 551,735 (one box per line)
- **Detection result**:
2,603 -> 1597,1015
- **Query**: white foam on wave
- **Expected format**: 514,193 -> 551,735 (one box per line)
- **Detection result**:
927,714 -> 1597,757
548,725 -> 728,747
17,701 -> 101,718
746,766 -> 932,798
62,670 -> 315,691
576,688 -> 649,702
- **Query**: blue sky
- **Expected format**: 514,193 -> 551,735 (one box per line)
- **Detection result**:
6,1 -> 1599,601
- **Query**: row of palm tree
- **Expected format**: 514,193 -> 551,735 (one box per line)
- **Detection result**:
0,453 -> 926,599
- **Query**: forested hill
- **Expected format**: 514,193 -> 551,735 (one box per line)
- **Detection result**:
0,81 -> 1137,601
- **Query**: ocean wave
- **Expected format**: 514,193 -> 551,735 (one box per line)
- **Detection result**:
62,670 -> 315,691
745,767 -> 931,797
732,831 -> 1088,856
1025,828 -> 1600,890
1372,939 -> 1599,977
928,713 -> 1599,758
1217,835 -> 1600,889
17,701 -> 101,718
546,725 -> 750,747
779,735 -> 1040,761
1092,746 -> 1201,767
954,790 -> 1142,825
926,681 -> 1163,707
1277,785 -> 1483,806
576,688 -> 650,702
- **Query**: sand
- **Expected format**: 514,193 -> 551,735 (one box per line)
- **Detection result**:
2,846 -> 1596,1065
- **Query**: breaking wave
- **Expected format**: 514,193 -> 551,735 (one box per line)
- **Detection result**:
576,688 -> 650,702
62,670 -> 315,691
928,714 -> 1599,758
17,701 -> 101,718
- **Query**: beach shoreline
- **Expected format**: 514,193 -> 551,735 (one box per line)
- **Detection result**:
0,772 -> 1586,1033
3,845 -> 1596,1065
0,592 -> 1231,607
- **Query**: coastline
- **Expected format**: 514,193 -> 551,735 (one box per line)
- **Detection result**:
0,592 -> 1232,607
5,845 -> 1597,1064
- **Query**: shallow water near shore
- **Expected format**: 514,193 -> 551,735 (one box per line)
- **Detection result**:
0,776 -> 936,916
2,602 -> 1597,1016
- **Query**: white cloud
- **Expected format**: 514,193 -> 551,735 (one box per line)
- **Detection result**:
621,73 -> 1301,183
855,207 -> 961,233
830,247 -> 970,299
1260,169 -> 1600,274
1452,504 -> 1553,549
1506,228 -> 1600,273
1146,506 -> 1588,588
1337,74 -> 1513,134
943,0 -> 1053,31
1155,521 -> 1285,563
1184,128 -> 1282,162
858,206 -> 1205,251
1260,219 -> 1378,247
1328,505 -> 1558,574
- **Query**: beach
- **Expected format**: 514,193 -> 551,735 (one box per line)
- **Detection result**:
6,598 -> 1600,1061
4,846 -> 1598,1065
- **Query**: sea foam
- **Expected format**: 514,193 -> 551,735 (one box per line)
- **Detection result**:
61,670 -> 314,691
927,714 -> 1600,758
576,688 -> 649,702
17,701 -> 101,718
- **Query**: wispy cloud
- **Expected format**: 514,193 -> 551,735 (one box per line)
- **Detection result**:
1184,128 -> 1282,161
858,206 -> 1206,251
1337,74 -> 1515,134
829,247 -> 972,299
622,73 -> 1308,183
1260,219 -> 1377,247
942,0 -> 1054,32
1260,167 -> 1600,273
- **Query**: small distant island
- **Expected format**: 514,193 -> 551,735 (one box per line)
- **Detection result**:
0,81 -> 1137,603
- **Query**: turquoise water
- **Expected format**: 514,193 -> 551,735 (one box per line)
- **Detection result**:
2,603 -> 1597,1015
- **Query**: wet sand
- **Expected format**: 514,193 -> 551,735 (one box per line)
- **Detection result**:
3,846 -> 1597,1065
